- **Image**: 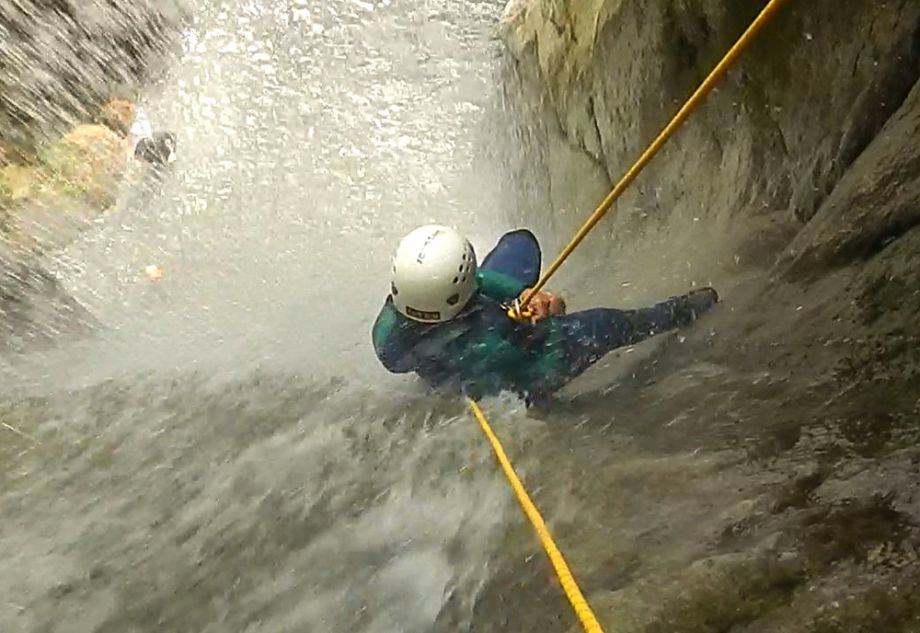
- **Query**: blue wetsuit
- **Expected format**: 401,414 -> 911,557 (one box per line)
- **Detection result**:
372,230 -> 717,402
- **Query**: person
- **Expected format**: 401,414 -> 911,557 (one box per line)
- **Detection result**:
128,107 -> 177,167
372,225 -> 718,404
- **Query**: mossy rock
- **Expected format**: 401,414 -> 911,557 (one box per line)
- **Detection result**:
0,164 -> 45,240
0,124 -> 130,251
97,98 -> 137,136
1,164 -> 42,201
38,124 -> 128,210
0,171 -> 11,206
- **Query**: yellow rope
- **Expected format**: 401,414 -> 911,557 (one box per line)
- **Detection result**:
467,398 -> 605,633
520,0 -> 792,308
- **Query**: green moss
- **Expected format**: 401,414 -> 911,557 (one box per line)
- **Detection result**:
34,124 -> 126,210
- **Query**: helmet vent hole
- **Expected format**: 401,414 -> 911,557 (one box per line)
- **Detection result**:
458,265 -> 464,272
391,283 -> 399,296
446,293 -> 460,306
452,276 -> 459,284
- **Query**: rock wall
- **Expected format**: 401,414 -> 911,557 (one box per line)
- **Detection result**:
496,0 -> 920,284
487,1 -> 920,631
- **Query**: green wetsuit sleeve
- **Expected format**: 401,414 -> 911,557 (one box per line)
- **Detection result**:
476,269 -> 526,303
372,298 -> 416,373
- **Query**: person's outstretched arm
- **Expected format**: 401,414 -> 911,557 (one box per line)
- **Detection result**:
524,287 -> 719,398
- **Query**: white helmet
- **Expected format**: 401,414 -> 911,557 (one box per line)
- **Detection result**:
390,225 -> 478,323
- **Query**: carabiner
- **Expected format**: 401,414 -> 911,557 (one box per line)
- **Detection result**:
504,298 -> 532,324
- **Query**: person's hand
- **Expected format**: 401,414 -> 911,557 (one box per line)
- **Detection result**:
519,288 -> 566,323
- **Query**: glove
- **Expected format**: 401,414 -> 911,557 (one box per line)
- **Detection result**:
519,288 -> 566,323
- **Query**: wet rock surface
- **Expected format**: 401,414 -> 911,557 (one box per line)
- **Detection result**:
0,247 -> 98,352
479,0 -> 920,630
496,0 -> 920,275
0,120 -> 133,351
0,1 -> 182,351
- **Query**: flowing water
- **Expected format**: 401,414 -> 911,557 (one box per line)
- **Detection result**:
0,1 -> 543,630
8,0 -> 911,630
